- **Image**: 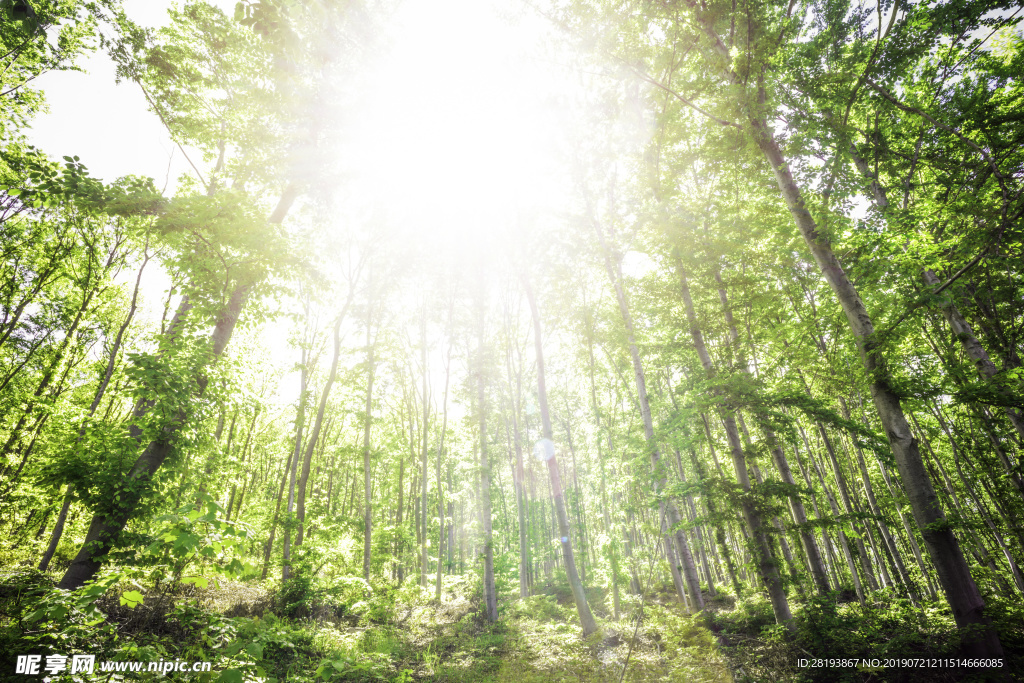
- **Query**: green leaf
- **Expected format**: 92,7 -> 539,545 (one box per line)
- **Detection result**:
217,669 -> 244,683
181,576 -> 210,589
245,643 -> 263,658
120,590 -> 145,608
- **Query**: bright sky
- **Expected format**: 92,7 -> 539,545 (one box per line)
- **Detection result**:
27,0 -> 237,187
334,0 -> 578,264
28,0 -> 580,252
22,0 -> 590,409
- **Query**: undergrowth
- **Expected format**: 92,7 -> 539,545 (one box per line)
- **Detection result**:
2,567 -> 1019,683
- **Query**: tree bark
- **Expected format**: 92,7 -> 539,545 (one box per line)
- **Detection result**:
475,286 -> 498,623
58,284 -> 247,590
676,263 -> 785,623
282,340 -> 308,582
435,311 -> 453,601
749,107 -> 1000,655
296,305 -> 348,549
523,274 -> 597,636
362,302 -> 376,582
57,186 -> 297,591
593,217 -> 704,613
39,249 -> 150,572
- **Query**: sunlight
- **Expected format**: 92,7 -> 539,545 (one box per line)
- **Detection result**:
336,0 -> 572,256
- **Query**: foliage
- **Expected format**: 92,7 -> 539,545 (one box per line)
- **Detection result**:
2,0 -> 1023,680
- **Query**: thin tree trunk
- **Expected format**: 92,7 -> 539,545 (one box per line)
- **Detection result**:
362,295 -> 377,582
675,264 -> 782,622
435,310 -> 453,601
420,304 -> 430,587
475,286 -> 498,622
282,337 -> 309,582
39,249 -> 150,572
58,285 -> 240,589
850,145 -> 1024,443
839,398 -> 920,603
263,447 -> 295,580
523,274 -> 597,636
593,219 -> 704,613
297,299 -> 350,548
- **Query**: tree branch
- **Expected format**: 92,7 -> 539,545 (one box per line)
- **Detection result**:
863,77 -> 1008,198
622,61 -> 742,129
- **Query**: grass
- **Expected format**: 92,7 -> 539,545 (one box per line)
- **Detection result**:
19,566 -> 1019,683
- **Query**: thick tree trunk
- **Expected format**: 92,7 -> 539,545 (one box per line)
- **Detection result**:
57,187 -> 297,591
750,113 -> 1000,656
39,252 -> 149,572
58,285 -> 247,590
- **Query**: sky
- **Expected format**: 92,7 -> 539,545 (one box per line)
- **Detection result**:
20,0 -> 593,410
26,0 -> 236,187
27,0 -> 584,247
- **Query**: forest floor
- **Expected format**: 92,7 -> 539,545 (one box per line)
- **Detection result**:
0,568 -> 732,683
2,568 -> 1022,682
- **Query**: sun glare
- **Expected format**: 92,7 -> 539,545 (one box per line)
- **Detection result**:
337,0 -> 573,255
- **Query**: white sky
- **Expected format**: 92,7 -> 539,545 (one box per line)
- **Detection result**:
26,0 -> 237,187
21,0 -> 588,412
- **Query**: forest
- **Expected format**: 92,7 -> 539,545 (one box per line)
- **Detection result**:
1,0 -> 1023,681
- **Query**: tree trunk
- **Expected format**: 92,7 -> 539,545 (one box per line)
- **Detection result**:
675,263 -> 783,622
297,303 -> 349,549
420,305 -> 430,587
593,219 -> 704,613
283,336 -> 309,582
750,111 -> 999,654
850,145 -> 1024,443
57,187 -> 297,591
58,284 -> 247,590
523,274 -> 597,636
475,286 -> 498,622
38,250 -> 150,572
435,319 -> 453,601
362,306 -> 376,582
